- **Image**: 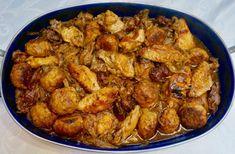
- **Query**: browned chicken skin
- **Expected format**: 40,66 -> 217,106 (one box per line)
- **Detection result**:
10,9 -> 220,148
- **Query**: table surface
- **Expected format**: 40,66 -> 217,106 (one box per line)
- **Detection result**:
0,0 -> 235,154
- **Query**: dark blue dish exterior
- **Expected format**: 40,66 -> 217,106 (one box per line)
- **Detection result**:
1,3 -> 234,152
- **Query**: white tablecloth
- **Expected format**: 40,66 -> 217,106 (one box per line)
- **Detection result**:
0,0 -> 235,154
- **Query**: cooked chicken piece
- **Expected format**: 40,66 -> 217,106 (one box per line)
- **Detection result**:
208,82 -> 220,114
97,50 -> 135,78
119,29 -> 145,52
179,102 -> 207,129
77,87 -> 118,113
25,38 -> 52,57
158,108 -> 180,134
189,61 -> 213,97
188,47 -> 209,66
113,105 -> 141,145
169,73 -> 191,98
138,45 -> 185,72
85,21 -> 101,44
79,42 -> 95,66
96,34 -> 119,52
137,108 -> 158,139
173,18 -> 195,50
145,26 -> 166,46
10,63 -> 32,89
49,87 -> 79,115
149,63 -> 171,83
30,102 -> 57,129
68,63 -> 100,92
40,67 -> 65,92
133,81 -> 159,108
53,114 -> 83,137
27,56 -> 59,68
12,50 -> 28,63
61,26 -> 84,47
134,58 -> 155,81
97,10 -> 124,33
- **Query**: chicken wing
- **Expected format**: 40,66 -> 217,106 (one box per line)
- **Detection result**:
27,56 -> 59,68
138,45 -> 185,72
189,61 -> 213,97
113,105 -> 141,145
77,87 -> 118,113
68,63 -> 100,92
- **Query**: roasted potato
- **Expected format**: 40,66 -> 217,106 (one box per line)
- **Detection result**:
137,108 -> 158,139
179,102 -> 207,129
133,81 -> 159,108
53,114 -> 83,137
158,108 -> 180,134
49,87 -> 79,115
30,102 -> 57,129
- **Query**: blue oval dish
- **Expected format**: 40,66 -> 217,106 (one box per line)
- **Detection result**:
1,2 -> 234,152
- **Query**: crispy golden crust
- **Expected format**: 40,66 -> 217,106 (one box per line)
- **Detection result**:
77,87 -> 118,113
53,114 -> 83,137
158,108 -> 180,134
179,102 -> 207,129
133,81 -> 159,108
30,102 -> 57,129
137,108 -> 158,139
40,67 -> 65,92
10,63 -> 32,89
49,87 -> 79,115
68,63 -> 100,92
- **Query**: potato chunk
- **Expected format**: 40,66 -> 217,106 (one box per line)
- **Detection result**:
97,50 -> 135,78
68,63 -> 100,92
53,114 -> 83,137
40,67 -> 65,92
25,38 -> 52,57
133,81 -> 159,108
113,105 -> 141,145
49,87 -> 79,115
30,102 -> 57,129
83,111 -> 118,137
119,29 -> 145,52
179,102 -> 207,129
137,108 -> 158,139
158,108 -> 180,134
189,61 -> 213,97
77,87 -> 118,113
174,19 -> 195,50
10,63 -> 32,89
27,56 -> 59,68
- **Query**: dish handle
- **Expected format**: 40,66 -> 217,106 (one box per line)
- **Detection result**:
229,46 -> 235,54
